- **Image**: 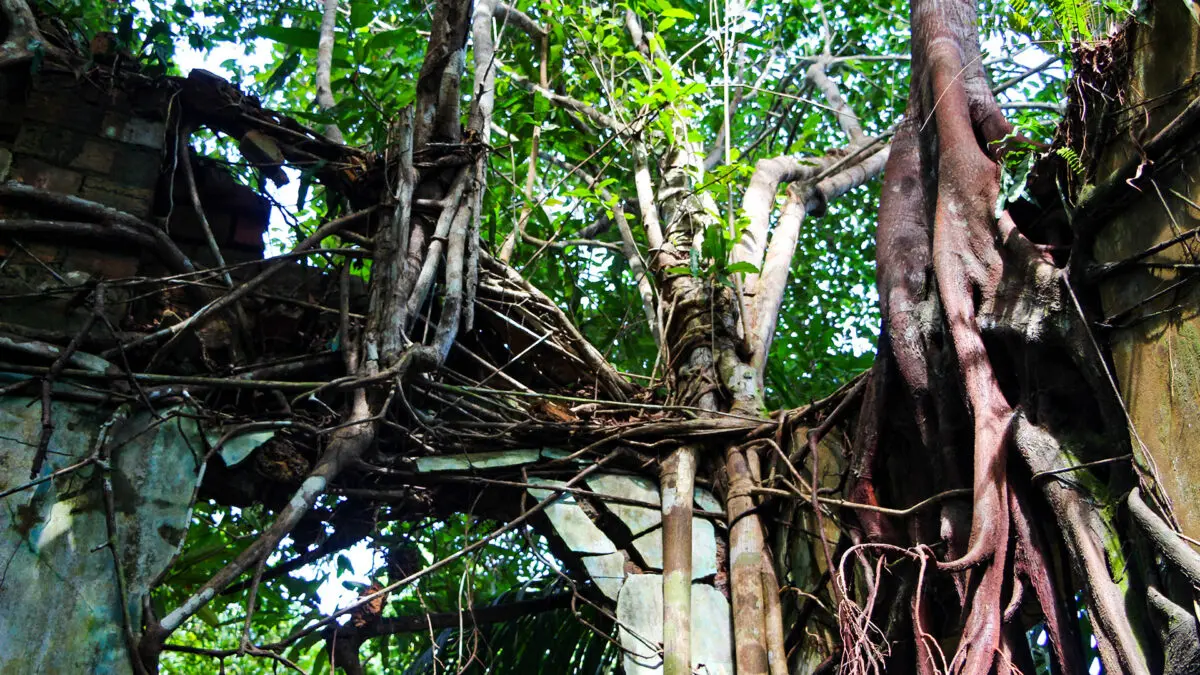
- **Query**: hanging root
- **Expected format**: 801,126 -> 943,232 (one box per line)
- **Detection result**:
835,543 -> 951,675
835,547 -> 891,675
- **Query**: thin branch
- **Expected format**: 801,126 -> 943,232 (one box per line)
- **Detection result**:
179,144 -> 234,287
499,32 -> 548,263
494,3 -> 546,41
316,0 -> 346,144
271,451 -> 622,648
0,0 -> 65,67
0,455 -> 95,500
502,62 -> 626,133
30,284 -> 105,477
807,57 -> 866,142
998,101 -> 1065,113
0,181 -> 198,278
991,56 -> 1059,94
108,206 -> 377,359
749,147 -> 889,372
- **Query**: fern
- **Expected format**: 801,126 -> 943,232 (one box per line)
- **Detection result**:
1056,147 -> 1085,175
1007,0 -> 1109,45
1048,0 -> 1094,40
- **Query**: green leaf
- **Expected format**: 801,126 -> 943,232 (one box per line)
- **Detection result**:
660,7 -> 696,19
350,0 -> 373,29
143,21 -> 171,47
172,535 -> 230,570
725,261 -> 760,275
366,27 -> 416,52
196,604 -> 221,628
253,25 -> 321,50
262,49 -> 302,94
1056,147 -> 1084,175
312,650 -> 329,675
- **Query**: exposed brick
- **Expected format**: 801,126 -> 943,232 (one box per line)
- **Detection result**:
31,71 -> 76,93
99,111 -> 164,148
99,110 -> 130,142
63,247 -> 140,279
112,143 -> 162,188
15,123 -> 88,165
79,176 -> 154,217
0,241 -> 65,264
232,216 -> 267,249
11,157 -> 84,194
0,67 -> 30,101
26,91 -> 105,134
120,118 -> 166,150
129,84 -> 171,120
35,75 -> 132,115
69,139 -> 118,174
222,247 -> 266,265
0,102 -> 25,143
168,207 -> 232,243
180,243 -> 206,264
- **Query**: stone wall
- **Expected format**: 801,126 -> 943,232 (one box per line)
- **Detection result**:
0,66 -> 271,335
0,63 -> 290,675
1093,0 -> 1200,541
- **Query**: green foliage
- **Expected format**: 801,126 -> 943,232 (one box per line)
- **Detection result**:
397,581 -> 616,675
1000,0 -> 1137,49
1057,146 -> 1085,175
160,506 -> 571,673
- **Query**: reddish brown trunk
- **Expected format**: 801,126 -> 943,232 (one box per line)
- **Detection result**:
850,1 -> 1050,673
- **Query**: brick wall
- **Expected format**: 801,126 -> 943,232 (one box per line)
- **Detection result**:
0,66 -> 272,333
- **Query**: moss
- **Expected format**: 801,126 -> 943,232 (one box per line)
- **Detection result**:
1171,322 -> 1200,402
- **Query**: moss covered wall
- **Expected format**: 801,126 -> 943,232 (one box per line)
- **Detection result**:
1094,0 -> 1200,540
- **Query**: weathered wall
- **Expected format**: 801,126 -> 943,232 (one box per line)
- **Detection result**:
0,60 -> 276,671
1094,1 -> 1200,540
0,400 -> 205,674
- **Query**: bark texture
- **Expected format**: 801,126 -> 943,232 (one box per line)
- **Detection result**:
827,1 -> 1200,674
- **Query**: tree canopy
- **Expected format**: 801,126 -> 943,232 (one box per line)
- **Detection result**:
54,0 -> 1083,409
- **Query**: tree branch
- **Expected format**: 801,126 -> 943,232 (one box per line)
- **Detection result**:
316,0 -> 346,144
0,0 -> 65,67
503,63 -> 626,133
806,57 -> 866,143
499,31 -> 549,263
331,591 -> 573,640
494,3 -> 546,41
733,155 -> 829,282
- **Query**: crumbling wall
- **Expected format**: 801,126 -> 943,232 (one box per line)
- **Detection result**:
1093,0 -> 1200,541
0,399 -> 207,674
0,54 -> 276,674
